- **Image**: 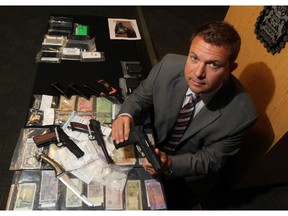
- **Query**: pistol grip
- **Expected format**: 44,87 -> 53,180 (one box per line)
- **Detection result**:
113,129 -> 138,149
33,132 -> 57,148
113,139 -> 132,149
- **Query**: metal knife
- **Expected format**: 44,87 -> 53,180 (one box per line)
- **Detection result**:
33,151 -> 95,207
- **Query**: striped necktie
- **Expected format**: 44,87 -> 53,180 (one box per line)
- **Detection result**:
162,93 -> 198,155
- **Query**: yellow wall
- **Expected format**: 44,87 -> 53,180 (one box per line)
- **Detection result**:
224,6 -> 288,188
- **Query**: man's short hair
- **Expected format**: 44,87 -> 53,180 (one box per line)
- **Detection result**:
191,21 -> 241,63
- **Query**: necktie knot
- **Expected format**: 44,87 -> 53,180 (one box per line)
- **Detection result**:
190,93 -> 199,104
183,93 -> 198,109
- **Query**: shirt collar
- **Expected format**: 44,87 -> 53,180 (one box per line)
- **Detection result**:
187,84 -> 222,105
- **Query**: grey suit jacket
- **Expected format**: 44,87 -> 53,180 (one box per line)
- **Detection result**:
119,53 -> 258,181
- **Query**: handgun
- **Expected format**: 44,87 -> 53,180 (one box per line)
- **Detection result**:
68,82 -> 91,100
113,125 -> 163,172
33,126 -> 84,158
51,81 -> 72,99
69,119 -> 114,164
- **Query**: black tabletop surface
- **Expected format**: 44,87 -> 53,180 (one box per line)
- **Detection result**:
32,14 -> 152,97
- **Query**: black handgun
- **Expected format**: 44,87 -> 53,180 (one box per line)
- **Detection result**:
69,119 -> 114,164
33,126 -> 84,158
68,82 -> 91,100
51,81 -> 72,99
113,125 -> 163,172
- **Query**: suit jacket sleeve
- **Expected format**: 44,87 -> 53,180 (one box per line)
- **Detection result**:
118,54 -> 186,124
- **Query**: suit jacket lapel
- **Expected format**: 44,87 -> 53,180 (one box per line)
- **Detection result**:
166,72 -> 188,136
180,107 -> 221,142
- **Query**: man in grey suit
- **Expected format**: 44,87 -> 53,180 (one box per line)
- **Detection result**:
112,21 -> 258,209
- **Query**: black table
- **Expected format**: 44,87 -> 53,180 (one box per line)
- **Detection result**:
6,14 -> 166,211
32,14 -> 152,97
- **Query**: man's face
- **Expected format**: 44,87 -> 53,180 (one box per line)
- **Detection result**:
185,35 -> 237,94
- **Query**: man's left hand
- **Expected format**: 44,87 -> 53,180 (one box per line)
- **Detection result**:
143,148 -> 172,176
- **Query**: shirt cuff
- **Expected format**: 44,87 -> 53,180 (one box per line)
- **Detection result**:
117,113 -> 133,119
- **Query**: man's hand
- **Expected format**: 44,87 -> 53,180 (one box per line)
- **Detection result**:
111,115 -> 132,144
143,148 -> 172,176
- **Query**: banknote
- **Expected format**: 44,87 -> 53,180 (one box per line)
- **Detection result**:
14,183 -> 37,211
112,144 -> 136,165
105,186 -> 123,210
54,111 -> 72,125
77,96 -> 94,112
125,180 -> 142,210
87,181 -> 104,206
39,170 -> 58,207
66,178 -> 83,207
22,139 -> 42,169
144,179 -> 166,210
77,112 -> 95,120
59,95 -> 76,111
96,97 -> 112,124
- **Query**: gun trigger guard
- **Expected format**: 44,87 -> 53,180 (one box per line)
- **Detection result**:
88,135 -> 95,140
57,142 -> 63,147
87,124 -> 95,140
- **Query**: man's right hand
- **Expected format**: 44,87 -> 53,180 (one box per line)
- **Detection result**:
111,115 -> 132,144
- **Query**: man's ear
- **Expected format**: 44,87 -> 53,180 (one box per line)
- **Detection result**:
230,62 -> 238,72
